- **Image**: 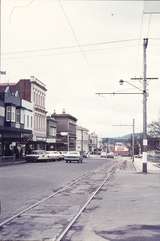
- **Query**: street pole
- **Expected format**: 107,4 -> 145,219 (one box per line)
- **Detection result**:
0,0 -> 1,82
67,134 -> 69,152
132,118 -> 135,162
142,38 -> 148,173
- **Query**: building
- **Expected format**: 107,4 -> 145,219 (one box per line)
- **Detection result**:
51,112 -> 77,151
0,86 -> 32,157
46,116 -> 57,150
76,125 -> 89,153
0,97 -> 5,155
89,132 -> 98,154
0,76 -> 47,150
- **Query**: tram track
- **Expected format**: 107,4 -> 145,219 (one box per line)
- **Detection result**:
0,161 -> 118,240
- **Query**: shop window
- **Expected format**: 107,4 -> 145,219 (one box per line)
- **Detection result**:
11,106 -> 16,122
16,109 -> 20,123
6,106 -> 11,121
31,116 -> 32,128
27,115 -> 29,128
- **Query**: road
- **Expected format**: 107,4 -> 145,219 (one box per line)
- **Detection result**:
0,156 -> 114,223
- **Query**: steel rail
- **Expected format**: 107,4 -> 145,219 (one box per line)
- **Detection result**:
0,168 -> 99,228
54,165 -> 116,241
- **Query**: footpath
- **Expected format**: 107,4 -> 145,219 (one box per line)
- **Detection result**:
64,158 -> 160,241
0,158 -> 26,167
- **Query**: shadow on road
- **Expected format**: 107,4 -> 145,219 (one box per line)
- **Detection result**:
95,224 -> 160,241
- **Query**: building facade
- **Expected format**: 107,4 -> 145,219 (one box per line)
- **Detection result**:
76,125 -> 89,153
0,86 -> 32,157
30,76 -> 47,148
51,112 -> 77,151
0,77 -> 47,150
46,116 -> 57,150
89,132 -> 98,154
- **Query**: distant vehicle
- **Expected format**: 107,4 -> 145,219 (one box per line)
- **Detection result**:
64,151 -> 83,163
59,151 -> 68,159
25,150 -> 48,162
106,152 -> 114,158
114,142 -> 129,156
81,151 -> 90,158
100,151 -> 107,158
45,151 -> 62,161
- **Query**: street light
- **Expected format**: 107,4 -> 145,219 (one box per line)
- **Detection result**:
119,79 -> 147,172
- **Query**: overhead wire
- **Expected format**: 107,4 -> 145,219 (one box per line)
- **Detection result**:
3,44 -> 138,61
9,0 -> 37,23
2,38 -> 140,56
58,0 -> 88,64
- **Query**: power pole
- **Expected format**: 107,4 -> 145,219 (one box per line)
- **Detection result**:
0,0 -> 1,82
132,118 -> 135,163
142,38 -> 148,173
131,39 -> 158,173
96,39 -> 158,173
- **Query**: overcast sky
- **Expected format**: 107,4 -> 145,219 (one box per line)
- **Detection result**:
1,0 -> 160,137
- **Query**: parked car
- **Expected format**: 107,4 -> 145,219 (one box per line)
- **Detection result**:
100,151 -> 107,158
25,150 -> 48,162
64,151 -> 83,163
59,151 -> 67,159
45,151 -> 62,161
81,151 -> 90,158
106,152 -> 114,158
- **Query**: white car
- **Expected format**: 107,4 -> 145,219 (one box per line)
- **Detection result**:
25,150 -> 48,162
64,151 -> 83,163
106,152 -> 114,158
45,151 -> 62,161
100,151 -> 107,158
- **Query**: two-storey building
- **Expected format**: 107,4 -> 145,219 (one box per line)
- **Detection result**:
46,116 -> 57,150
51,112 -> 77,151
0,85 -> 32,157
0,76 -> 47,150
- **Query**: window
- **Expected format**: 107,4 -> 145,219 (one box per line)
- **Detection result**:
27,115 -> 29,128
6,106 -> 11,121
11,106 -> 16,122
16,109 -> 20,123
31,116 -> 32,128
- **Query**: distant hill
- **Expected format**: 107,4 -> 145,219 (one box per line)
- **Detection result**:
102,133 -> 143,144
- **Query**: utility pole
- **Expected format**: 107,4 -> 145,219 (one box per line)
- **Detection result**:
131,39 -> 158,173
142,38 -> 148,173
132,118 -> 135,163
96,38 -> 158,173
0,0 -> 1,81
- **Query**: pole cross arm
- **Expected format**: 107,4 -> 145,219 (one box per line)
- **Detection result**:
131,77 -> 158,80
96,92 -> 143,95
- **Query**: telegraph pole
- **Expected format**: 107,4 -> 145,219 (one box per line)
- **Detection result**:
0,0 -> 1,81
132,118 -> 135,163
131,39 -> 158,173
142,38 -> 148,173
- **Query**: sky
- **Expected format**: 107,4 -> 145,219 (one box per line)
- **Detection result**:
1,0 -> 160,138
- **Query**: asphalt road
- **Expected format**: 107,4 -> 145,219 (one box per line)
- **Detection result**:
0,156 -> 113,223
